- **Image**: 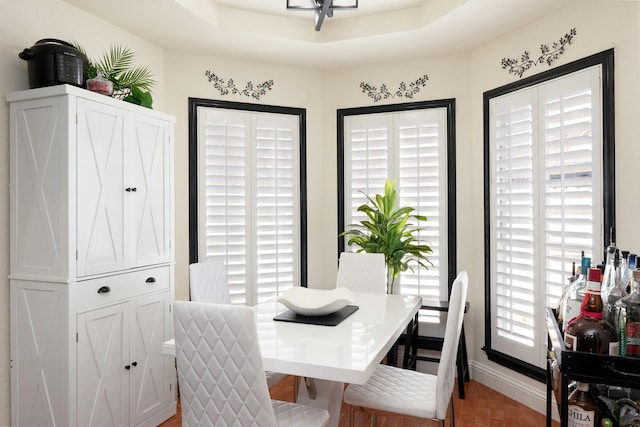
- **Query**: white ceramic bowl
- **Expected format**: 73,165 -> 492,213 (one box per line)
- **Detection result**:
277,287 -> 355,316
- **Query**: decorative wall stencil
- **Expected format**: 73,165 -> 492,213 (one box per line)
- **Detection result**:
205,70 -> 274,99
360,74 -> 429,102
501,28 -> 577,78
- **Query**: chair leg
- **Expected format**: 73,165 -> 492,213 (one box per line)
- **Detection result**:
449,396 -> 455,427
402,312 -> 418,370
293,376 -> 299,402
349,405 -> 355,427
460,327 -> 470,381
456,323 -> 469,399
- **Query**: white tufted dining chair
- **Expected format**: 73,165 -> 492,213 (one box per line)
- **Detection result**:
174,301 -> 330,427
189,258 -> 231,304
342,271 -> 469,427
336,252 -> 387,294
188,259 -> 287,390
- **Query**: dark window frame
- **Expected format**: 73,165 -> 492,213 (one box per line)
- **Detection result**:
188,97 -> 308,286
337,99 -> 458,294
482,49 -> 616,382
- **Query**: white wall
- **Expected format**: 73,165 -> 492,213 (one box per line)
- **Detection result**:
0,0 -> 639,424
467,0 -> 640,414
0,0 -> 167,423
162,51 -> 326,301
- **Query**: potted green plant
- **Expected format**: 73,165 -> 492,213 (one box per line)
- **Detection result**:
340,179 -> 432,294
74,43 -> 155,108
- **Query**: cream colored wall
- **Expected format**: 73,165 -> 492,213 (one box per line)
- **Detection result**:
320,51 -> 472,353
0,0 -> 167,423
1,0 -> 639,424
162,51 -> 327,301
467,0 -> 640,413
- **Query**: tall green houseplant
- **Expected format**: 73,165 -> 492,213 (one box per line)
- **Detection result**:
341,180 -> 432,294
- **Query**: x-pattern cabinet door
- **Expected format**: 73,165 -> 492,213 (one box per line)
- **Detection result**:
76,99 -> 171,277
77,302 -> 130,427
127,114 -> 171,268
129,292 -> 170,425
76,99 -> 128,277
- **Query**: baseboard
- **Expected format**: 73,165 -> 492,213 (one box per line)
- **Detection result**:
136,402 -> 177,427
470,360 -> 560,423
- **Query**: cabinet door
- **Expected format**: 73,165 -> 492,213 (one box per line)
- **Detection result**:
11,282 -> 68,427
126,114 -> 172,268
76,99 -> 128,276
77,302 -> 130,427
129,291 -> 170,425
10,96 -> 70,280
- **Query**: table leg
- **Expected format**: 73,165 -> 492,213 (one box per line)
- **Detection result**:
295,377 -> 344,427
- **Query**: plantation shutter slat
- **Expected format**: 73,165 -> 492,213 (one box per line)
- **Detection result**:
396,110 -> 446,300
489,66 -> 603,369
540,68 -> 602,313
344,108 -> 448,303
198,107 -> 299,305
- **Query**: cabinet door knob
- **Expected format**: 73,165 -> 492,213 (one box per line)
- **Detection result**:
97,286 -> 111,294
125,187 -> 137,192
124,365 -> 130,370
145,277 -> 156,283
131,361 -> 138,367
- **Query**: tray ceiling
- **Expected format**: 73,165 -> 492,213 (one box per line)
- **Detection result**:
63,0 -> 577,69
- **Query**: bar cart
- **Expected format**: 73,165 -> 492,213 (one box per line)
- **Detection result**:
546,307 -> 640,426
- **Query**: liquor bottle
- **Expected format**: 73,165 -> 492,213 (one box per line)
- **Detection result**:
618,269 -> 640,357
619,411 -> 640,427
601,227 -> 617,297
564,267 -> 619,355
557,260 -> 576,328
628,253 -> 637,293
568,382 -> 597,427
621,251 -> 633,292
602,248 -> 627,327
561,255 -> 591,331
598,396 -> 638,424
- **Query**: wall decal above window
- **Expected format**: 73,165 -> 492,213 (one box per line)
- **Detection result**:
205,70 -> 274,100
501,28 -> 577,78
360,74 -> 429,102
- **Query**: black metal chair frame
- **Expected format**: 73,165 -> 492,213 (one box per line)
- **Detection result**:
401,301 -> 470,399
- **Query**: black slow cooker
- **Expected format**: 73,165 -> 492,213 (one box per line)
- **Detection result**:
19,38 -> 88,89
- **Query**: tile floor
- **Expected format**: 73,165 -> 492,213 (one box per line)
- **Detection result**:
159,376 -> 559,426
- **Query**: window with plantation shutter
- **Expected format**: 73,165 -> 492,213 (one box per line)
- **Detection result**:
484,50 -> 615,380
189,99 -> 306,306
338,100 -> 456,304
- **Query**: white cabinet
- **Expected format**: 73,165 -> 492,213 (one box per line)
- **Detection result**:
8,85 -> 176,427
77,289 -> 171,427
76,99 -> 171,277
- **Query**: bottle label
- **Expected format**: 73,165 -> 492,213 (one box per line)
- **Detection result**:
565,333 -> 578,351
608,341 -> 619,356
626,322 -> 640,356
563,299 -> 582,329
618,403 -> 637,419
586,282 -> 601,292
568,405 -> 595,427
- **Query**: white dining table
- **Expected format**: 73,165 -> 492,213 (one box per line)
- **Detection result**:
163,291 -> 422,427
